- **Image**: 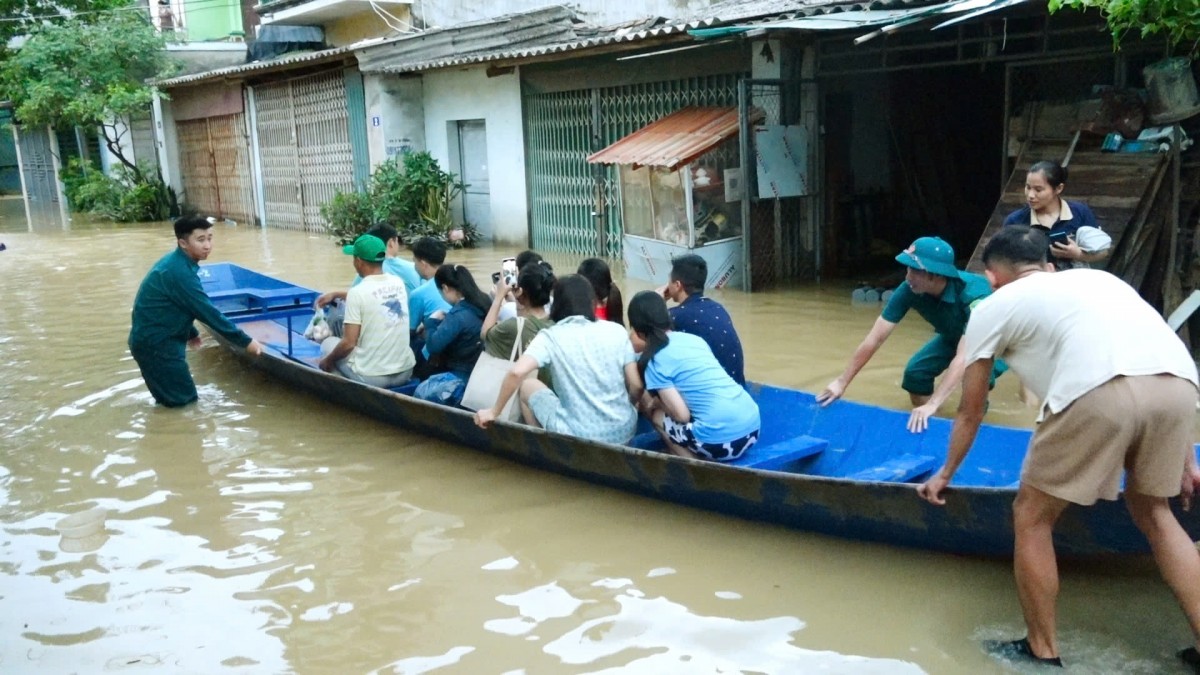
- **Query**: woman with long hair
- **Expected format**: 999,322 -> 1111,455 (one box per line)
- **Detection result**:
627,291 -> 760,462
577,257 -> 624,326
413,264 -> 489,405
473,275 -> 641,444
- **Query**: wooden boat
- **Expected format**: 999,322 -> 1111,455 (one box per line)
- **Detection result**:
200,262 -> 1200,558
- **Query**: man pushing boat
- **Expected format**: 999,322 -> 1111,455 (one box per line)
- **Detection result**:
817,236 -> 1006,432
917,226 -> 1200,670
129,216 -> 264,407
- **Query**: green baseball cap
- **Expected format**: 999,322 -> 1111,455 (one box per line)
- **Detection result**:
343,234 -> 387,262
895,236 -> 960,278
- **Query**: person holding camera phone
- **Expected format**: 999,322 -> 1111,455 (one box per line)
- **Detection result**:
1002,160 -> 1110,271
481,260 -> 556,387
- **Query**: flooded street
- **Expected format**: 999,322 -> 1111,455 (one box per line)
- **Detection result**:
0,218 -> 1195,674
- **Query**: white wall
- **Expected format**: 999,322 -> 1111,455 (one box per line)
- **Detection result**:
152,94 -> 182,190
422,65 -> 527,246
364,73 -> 426,168
413,0 -> 717,27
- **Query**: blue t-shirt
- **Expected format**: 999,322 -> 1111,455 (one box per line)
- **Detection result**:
668,294 -> 745,385
881,271 -> 992,340
408,278 -> 452,331
352,257 -> 421,294
644,332 -> 760,444
1003,199 -> 1100,270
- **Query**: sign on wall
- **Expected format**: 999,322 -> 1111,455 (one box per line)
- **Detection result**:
754,124 -> 809,199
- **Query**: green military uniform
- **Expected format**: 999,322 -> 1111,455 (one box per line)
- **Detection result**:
129,247 -> 251,407
881,271 -> 1007,395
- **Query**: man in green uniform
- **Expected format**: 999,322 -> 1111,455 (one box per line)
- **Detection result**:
817,236 -> 1005,431
129,216 -> 263,407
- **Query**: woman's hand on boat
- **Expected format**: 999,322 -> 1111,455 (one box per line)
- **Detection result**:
816,378 -> 845,406
474,408 -> 497,429
906,403 -> 937,433
916,472 -> 950,506
246,339 -> 264,357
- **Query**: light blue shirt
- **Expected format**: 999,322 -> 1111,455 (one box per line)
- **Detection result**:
644,332 -> 759,443
408,278 -> 451,331
525,316 -> 637,445
352,257 -> 421,295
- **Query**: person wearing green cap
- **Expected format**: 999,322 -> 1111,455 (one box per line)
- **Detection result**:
317,234 -> 416,387
313,223 -> 420,336
129,216 -> 264,407
817,236 -> 1005,431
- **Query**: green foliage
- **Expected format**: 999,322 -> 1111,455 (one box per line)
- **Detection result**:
0,10 -> 177,181
1048,0 -> 1200,56
318,190 -> 374,246
61,158 -> 177,222
0,0 -> 126,65
321,151 -> 477,248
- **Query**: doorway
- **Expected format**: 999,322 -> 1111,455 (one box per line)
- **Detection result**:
820,64 -> 1005,278
456,119 -> 491,240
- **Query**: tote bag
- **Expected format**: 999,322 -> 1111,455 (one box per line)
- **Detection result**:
461,318 -> 530,422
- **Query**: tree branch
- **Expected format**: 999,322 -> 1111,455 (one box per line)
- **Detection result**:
99,123 -> 143,183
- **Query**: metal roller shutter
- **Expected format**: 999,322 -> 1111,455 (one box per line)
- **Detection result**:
253,70 -> 355,233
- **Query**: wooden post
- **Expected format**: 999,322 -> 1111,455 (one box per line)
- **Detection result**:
1165,123 -> 1183,314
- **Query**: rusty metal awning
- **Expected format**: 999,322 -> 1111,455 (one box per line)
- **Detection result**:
586,106 -> 747,171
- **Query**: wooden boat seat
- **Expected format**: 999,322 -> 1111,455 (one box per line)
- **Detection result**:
729,435 -> 827,471
847,453 -> 937,483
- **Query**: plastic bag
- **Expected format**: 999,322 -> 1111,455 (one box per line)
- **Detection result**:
304,308 -> 331,342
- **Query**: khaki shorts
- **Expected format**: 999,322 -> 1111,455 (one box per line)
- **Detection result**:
1024,374 -> 1197,505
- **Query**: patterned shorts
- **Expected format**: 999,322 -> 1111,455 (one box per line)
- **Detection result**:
663,415 -> 759,462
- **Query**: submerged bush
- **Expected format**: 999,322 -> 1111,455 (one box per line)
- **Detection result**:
61,158 -> 177,222
321,151 -> 476,249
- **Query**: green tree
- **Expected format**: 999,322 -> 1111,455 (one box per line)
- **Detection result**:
0,0 -> 127,63
0,9 -> 177,182
1049,0 -> 1200,56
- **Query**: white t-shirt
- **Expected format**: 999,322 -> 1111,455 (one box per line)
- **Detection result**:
964,268 -> 1198,421
345,274 -> 416,377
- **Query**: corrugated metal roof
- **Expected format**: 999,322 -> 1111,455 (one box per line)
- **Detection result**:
688,0 -> 1030,39
688,0 -> 939,23
374,17 -> 713,74
157,0 -> 950,88
158,5 -> 579,87
586,106 -> 745,170
368,0 -> 953,74
356,6 -> 580,73
157,44 -> 356,87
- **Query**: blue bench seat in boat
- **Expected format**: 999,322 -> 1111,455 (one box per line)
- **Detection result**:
848,453 -> 937,483
729,435 -> 827,471
386,379 -> 421,396
212,287 -> 318,310
628,432 -> 826,471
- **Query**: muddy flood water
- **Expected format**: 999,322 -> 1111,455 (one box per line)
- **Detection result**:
0,218 -> 1196,674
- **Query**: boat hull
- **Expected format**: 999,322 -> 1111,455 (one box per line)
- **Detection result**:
208,329 -> 1197,558
199,262 -> 1200,558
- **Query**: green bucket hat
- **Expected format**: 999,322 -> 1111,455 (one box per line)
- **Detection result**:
895,236 -> 960,278
343,234 -> 387,262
